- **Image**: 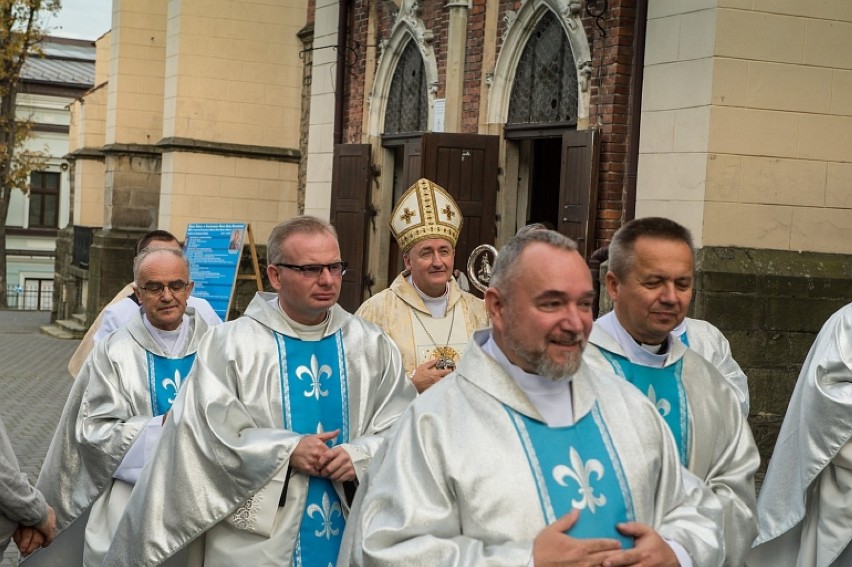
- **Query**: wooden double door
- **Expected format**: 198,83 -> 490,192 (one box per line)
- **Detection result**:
330,133 -> 498,312
330,129 -> 599,313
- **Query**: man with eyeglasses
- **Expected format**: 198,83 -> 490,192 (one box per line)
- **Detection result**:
102,216 -> 415,567
67,229 -> 222,378
356,178 -> 488,393
33,247 -> 209,566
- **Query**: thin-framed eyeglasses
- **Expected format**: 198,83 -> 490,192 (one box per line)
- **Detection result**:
274,261 -> 348,278
137,280 -> 191,295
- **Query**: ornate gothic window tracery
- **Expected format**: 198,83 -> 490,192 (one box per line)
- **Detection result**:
384,40 -> 428,134
507,11 -> 578,125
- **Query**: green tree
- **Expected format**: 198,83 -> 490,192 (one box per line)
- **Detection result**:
0,0 -> 57,307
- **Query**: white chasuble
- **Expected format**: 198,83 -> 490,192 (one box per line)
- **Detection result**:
749,303 -> 852,567
340,330 -> 726,566
206,332 -> 349,567
30,313 -> 207,567
84,351 -> 197,566
100,293 -> 415,567
586,322 -> 759,567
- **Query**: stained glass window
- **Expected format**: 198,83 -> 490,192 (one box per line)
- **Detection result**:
385,40 -> 428,134
508,11 -> 578,125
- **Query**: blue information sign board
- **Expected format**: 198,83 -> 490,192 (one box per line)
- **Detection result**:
183,223 -> 246,320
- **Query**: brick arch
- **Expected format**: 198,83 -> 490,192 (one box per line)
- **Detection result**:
486,0 -> 592,126
367,0 -> 439,138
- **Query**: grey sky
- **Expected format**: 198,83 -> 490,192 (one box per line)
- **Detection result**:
46,0 -> 112,41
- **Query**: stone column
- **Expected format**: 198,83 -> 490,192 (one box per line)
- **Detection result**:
86,147 -> 162,321
444,0 -> 471,132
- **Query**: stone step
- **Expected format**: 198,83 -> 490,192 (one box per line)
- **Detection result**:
53,319 -> 87,339
40,324 -> 76,340
71,312 -> 88,325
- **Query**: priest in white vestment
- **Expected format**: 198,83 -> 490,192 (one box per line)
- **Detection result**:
33,247 -> 208,567
583,217 -> 759,566
749,302 -> 852,567
342,228 -> 725,566
67,229 -> 221,378
356,178 -> 487,393
671,317 -> 749,414
102,216 -> 415,567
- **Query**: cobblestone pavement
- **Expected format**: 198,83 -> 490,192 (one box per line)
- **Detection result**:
0,310 -> 78,565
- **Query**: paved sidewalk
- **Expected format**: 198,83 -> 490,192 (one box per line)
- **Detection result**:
0,310 -> 78,565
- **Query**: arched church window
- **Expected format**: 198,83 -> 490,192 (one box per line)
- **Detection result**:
384,40 -> 428,134
508,11 -> 578,125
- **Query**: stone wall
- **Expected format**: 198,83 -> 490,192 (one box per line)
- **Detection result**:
85,229 -> 146,323
693,246 -> 852,471
52,226 -> 74,322
103,150 -> 163,230
83,148 -> 164,321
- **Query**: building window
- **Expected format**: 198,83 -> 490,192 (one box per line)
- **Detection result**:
508,11 -> 578,125
28,171 -> 60,229
384,40 -> 428,134
22,278 -> 53,310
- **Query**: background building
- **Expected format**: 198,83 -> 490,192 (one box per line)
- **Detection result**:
55,0 -> 307,325
5,37 -> 95,311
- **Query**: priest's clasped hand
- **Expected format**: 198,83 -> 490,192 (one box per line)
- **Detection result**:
532,510 -> 621,566
291,430 -> 356,482
532,511 -> 678,567
601,522 -> 678,567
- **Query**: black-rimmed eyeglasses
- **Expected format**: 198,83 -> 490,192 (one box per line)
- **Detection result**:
275,261 -> 348,278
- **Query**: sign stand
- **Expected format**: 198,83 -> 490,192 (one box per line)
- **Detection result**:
235,223 -> 264,296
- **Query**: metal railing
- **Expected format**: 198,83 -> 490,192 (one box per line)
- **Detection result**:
5,289 -> 53,311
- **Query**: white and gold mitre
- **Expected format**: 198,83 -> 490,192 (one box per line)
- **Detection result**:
390,178 -> 463,251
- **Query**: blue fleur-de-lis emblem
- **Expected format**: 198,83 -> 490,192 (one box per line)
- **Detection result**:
296,355 -> 332,400
307,491 -> 342,539
553,447 -> 607,513
161,369 -> 184,405
647,384 -> 671,417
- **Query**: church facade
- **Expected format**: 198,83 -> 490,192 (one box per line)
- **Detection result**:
303,0 -> 852,463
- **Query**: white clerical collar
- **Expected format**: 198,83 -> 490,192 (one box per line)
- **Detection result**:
671,318 -> 687,340
407,274 -> 449,319
482,332 -> 574,427
596,311 -> 669,368
271,297 -> 329,341
143,313 -> 190,356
